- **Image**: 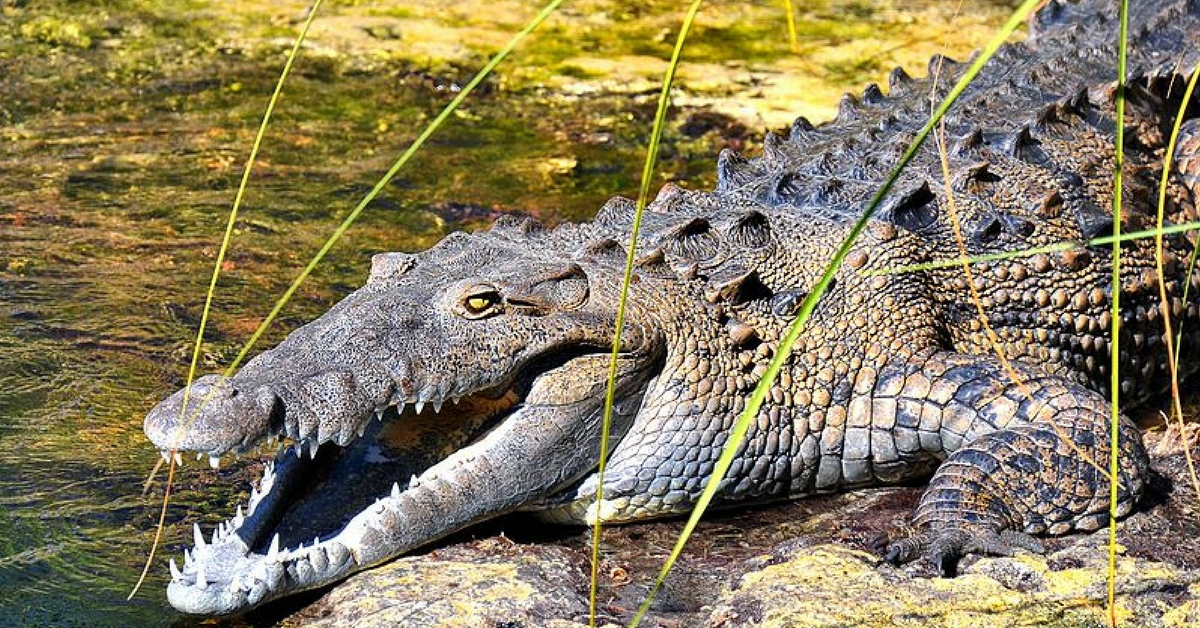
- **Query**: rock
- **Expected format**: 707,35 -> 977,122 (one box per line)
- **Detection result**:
284,538 -> 600,628
706,543 -> 1199,627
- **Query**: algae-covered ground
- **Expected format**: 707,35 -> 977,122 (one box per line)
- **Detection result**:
7,1 -> 1193,627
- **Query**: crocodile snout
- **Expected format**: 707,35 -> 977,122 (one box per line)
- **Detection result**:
143,374 -> 279,457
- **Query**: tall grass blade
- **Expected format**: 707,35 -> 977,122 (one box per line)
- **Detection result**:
1156,64 -> 1200,498
628,1 -> 1044,625
129,457 -> 177,600
868,220 -> 1200,276
591,3 -> 705,624
782,0 -> 799,54
1107,0 -> 1129,624
132,0 -> 325,600
219,0 -> 569,384
930,122 -> 1108,475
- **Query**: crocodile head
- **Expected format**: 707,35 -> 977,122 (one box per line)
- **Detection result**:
143,225 -> 664,614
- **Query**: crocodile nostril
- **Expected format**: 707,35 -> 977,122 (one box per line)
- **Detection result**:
1001,214 -> 1035,237
970,215 -> 1003,244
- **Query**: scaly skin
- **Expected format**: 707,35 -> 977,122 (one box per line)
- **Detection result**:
144,0 -> 1200,616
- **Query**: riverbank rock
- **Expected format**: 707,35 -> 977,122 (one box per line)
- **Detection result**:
707,543 -> 1198,627
281,539 -> 604,628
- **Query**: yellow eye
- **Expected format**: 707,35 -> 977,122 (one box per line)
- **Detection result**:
460,289 -> 501,317
466,295 -> 493,312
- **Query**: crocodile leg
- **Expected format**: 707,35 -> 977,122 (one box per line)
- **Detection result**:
881,350 -> 1150,575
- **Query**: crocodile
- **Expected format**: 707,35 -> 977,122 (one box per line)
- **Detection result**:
144,0 -> 1200,617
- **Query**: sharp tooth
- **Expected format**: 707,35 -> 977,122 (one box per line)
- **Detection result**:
357,423 -> 366,438
452,395 -> 461,405
236,504 -> 244,522
326,541 -> 349,566
212,526 -> 221,544
393,400 -> 404,416
310,545 -> 329,573
169,558 -> 183,582
268,533 -> 280,559
193,523 -> 206,550
313,536 -> 321,548
414,400 -> 425,414
160,450 -> 171,463
265,560 -> 284,589
209,455 -> 221,470
184,548 -> 193,565
308,440 -> 320,459
196,452 -> 203,461
294,444 -> 303,459
433,399 -> 443,413
409,474 -> 419,488
196,561 -> 208,590
391,482 -> 401,500
172,451 -> 183,466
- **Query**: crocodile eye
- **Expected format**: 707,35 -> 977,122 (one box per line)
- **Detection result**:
459,288 -> 501,319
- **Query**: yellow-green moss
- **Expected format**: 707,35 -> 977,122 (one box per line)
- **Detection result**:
18,16 -> 96,49
708,544 -> 1198,628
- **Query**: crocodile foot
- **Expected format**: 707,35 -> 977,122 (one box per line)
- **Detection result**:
883,526 -> 1044,576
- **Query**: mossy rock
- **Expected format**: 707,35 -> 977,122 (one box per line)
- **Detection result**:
706,544 -> 1199,628
283,538 -> 602,628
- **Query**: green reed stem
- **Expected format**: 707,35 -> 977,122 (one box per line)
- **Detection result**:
596,3 -> 705,625
220,0 -> 568,380
134,0 -> 324,602
865,221 -> 1200,276
176,0 -> 324,439
1107,1 -> 1129,624
1157,65 -> 1200,499
782,0 -> 799,53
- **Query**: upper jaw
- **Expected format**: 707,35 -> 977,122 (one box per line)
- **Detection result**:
142,361 -> 514,467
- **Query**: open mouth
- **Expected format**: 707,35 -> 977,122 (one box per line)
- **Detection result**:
165,390 -> 515,611
155,349 -> 658,615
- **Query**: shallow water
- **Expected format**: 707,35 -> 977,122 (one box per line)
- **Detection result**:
0,1 -> 1010,625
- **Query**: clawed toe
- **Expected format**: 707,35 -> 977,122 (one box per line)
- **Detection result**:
884,527 -> 1044,576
